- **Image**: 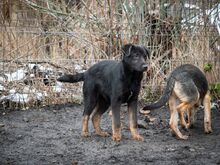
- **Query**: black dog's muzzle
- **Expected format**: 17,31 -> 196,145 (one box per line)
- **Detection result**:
142,64 -> 148,71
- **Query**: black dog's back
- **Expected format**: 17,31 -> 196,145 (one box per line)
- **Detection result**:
85,60 -> 119,82
58,60 -> 118,84
84,60 -> 121,99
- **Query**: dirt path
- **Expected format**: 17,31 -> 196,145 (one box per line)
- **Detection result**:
0,103 -> 220,165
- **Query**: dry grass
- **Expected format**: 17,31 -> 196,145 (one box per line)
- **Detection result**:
0,0 -> 219,108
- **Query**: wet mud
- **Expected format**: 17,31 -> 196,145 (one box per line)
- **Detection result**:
0,103 -> 220,165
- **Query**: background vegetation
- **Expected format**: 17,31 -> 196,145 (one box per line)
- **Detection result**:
0,0 -> 219,108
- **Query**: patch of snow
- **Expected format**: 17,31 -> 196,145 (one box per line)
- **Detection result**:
0,84 -> 5,91
28,64 -> 37,69
1,93 -> 31,104
36,92 -> 47,100
52,81 -> 63,93
206,3 -> 220,35
73,63 -> 86,73
184,3 -> 200,9
164,3 -> 169,7
38,65 -> 46,71
0,76 -> 6,82
5,69 -> 27,81
0,87 -> 48,104
182,3 -> 220,35
0,96 -> 7,101
22,86 -> 36,93
181,13 -> 204,30
9,89 -> 16,94
74,64 -> 84,72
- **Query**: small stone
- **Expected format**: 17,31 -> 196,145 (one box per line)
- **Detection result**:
21,107 -> 29,111
71,161 -> 78,165
139,109 -> 150,115
189,148 -> 196,152
144,116 -> 151,123
0,124 -> 5,127
23,118 -> 29,122
149,117 -> 157,122
166,147 -> 176,152
18,135 -> 22,139
138,119 -> 148,129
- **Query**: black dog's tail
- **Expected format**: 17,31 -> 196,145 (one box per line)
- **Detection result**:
57,73 -> 84,83
143,76 -> 176,110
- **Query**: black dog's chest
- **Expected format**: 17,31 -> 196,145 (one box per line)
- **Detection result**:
121,90 -> 133,102
121,83 -> 137,103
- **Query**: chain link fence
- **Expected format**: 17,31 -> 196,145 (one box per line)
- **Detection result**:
0,0 -> 219,109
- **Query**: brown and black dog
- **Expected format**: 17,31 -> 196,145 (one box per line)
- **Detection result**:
143,64 -> 212,140
58,44 -> 150,141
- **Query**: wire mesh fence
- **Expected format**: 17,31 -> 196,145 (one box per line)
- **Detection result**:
0,0 -> 219,109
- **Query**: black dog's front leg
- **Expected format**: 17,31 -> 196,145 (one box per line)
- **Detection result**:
128,99 -> 144,141
111,100 -> 122,141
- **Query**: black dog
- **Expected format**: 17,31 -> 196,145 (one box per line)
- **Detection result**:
58,44 -> 150,141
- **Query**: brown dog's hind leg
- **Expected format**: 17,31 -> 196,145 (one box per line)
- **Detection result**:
177,102 -> 193,130
186,109 -> 192,129
203,92 -> 213,134
169,96 -> 188,140
170,111 -> 188,140
186,106 -> 198,129
179,109 -> 188,130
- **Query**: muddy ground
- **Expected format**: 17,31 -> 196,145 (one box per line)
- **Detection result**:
0,102 -> 220,165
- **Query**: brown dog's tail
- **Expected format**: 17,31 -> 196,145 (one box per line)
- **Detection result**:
142,76 -> 176,110
57,73 -> 84,83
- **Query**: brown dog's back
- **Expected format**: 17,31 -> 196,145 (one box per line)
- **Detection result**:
143,64 -> 212,140
143,64 -> 208,110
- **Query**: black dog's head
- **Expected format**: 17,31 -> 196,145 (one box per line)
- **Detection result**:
122,44 -> 150,72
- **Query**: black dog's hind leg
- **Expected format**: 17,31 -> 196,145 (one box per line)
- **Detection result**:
128,99 -> 144,141
111,98 -> 122,141
81,87 -> 97,137
92,97 -> 110,137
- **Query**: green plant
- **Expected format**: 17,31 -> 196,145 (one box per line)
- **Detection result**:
204,63 -> 213,72
210,82 -> 220,101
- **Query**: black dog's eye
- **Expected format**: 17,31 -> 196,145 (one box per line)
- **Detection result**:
133,54 -> 139,59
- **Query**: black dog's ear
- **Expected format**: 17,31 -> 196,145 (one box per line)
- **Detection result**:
122,44 -> 134,57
